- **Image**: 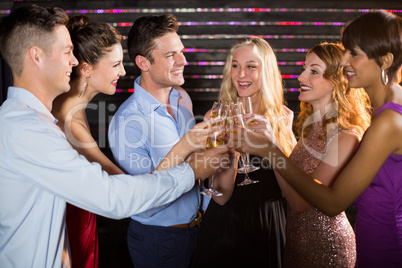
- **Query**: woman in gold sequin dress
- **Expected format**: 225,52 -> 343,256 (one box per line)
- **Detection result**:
236,42 -> 371,267
283,42 -> 371,267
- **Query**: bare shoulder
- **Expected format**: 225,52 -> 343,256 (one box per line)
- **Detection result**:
371,108 -> 402,135
326,130 -> 359,150
323,130 -> 360,169
69,120 -> 96,145
373,108 -> 402,154
353,108 -> 402,159
337,130 -> 360,146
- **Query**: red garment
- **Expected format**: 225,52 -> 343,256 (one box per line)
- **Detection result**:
66,203 -> 99,268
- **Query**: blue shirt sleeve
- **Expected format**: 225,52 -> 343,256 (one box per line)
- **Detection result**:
109,115 -> 154,175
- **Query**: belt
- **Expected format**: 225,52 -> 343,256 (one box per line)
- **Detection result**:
169,211 -> 202,228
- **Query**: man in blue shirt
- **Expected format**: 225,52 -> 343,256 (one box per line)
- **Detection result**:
0,5 -> 228,267
109,14 -> 208,267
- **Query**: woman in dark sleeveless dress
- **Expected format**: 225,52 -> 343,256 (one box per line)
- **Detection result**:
194,37 -> 296,268
195,157 -> 285,267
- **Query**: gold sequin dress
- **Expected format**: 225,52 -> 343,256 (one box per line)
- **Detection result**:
284,125 -> 356,268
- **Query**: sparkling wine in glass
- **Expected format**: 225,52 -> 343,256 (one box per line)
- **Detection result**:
201,101 -> 227,196
236,97 -> 260,174
232,100 -> 259,186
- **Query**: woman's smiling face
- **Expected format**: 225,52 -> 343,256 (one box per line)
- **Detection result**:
298,52 -> 333,107
230,45 -> 261,98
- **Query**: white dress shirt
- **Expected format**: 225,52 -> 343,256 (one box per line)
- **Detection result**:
0,87 -> 195,267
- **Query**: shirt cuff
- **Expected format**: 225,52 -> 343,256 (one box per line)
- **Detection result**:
170,162 -> 195,192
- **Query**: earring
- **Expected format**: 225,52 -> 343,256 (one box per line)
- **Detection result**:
79,77 -> 88,97
381,68 -> 388,85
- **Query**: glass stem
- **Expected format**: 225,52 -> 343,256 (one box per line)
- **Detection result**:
241,153 -> 250,180
243,167 -> 250,180
241,153 -> 248,169
244,153 -> 250,166
210,174 -> 215,189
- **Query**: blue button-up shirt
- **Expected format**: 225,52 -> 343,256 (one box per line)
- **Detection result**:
109,77 -> 200,226
0,87 -> 195,267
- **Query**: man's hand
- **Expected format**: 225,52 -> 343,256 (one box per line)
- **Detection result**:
187,145 -> 229,180
179,119 -> 225,156
182,121 -> 210,150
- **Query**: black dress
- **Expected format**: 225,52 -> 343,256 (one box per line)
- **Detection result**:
193,156 -> 286,268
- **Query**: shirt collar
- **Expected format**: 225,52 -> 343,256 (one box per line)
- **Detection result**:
133,76 -> 181,115
7,86 -> 57,124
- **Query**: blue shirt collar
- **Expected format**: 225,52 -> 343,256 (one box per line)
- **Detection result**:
133,76 -> 181,116
7,86 -> 57,123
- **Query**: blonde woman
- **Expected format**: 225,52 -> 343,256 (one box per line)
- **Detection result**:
194,37 -> 296,267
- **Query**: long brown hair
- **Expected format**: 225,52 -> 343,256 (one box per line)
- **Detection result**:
295,42 -> 371,139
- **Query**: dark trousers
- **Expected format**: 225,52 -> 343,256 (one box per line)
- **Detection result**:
127,219 -> 197,268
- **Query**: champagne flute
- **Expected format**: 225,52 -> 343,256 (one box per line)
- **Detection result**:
201,101 -> 227,196
236,97 -> 260,174
232,101 -> 259,186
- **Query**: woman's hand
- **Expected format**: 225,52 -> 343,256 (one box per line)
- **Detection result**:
282,105 -> 297,146
230,114 -> 282,156
245,114 -> 282,148
229,125 -> 269,157
283,105 -> 294,131
243,114 -> 272,133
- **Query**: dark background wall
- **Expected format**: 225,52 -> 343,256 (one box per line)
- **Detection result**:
1,1 -> 401,267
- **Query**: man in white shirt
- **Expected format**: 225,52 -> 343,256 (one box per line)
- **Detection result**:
0,5 -> 228,267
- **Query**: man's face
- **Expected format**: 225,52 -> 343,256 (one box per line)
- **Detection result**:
146,32 -> 187,89
43,25 -> 78,96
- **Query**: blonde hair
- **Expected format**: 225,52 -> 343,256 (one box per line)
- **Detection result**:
219,37 -> 295,156
295,42 -> 371,139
